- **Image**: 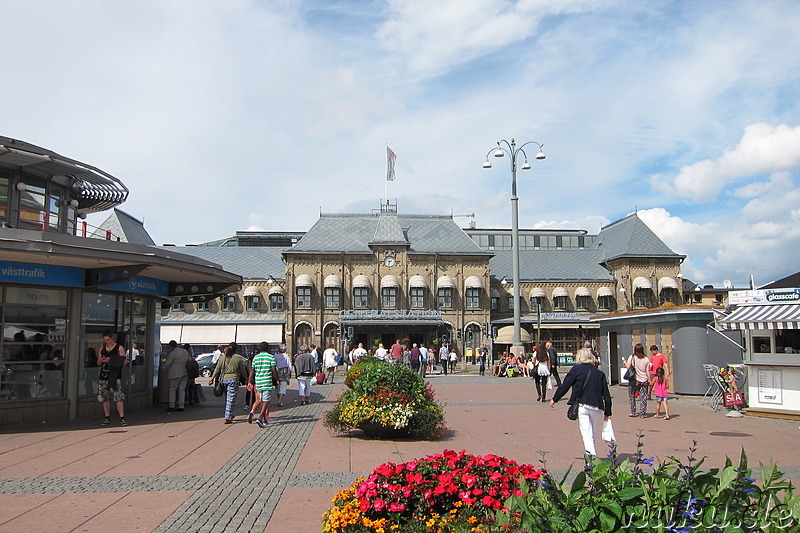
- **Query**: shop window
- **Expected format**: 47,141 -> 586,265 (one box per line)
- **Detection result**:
382,287 -> 397,309
554,296 -> 568,310
222,294 -> 236,311
353,287 -> 369,308
491,297 -> 499,311
245,295 -> 260,311
325,287 -> 341,309
576,295 -> 591,311
753,336 -> 772,354
598,295 -> 614,311
270,293 -> 284,311
438,288 -> 453,309
296,287 -> 312,309
410,287 -> 425,308
465,288 -> 480,309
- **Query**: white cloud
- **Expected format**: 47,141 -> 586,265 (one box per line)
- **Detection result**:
668,123 -> 800,202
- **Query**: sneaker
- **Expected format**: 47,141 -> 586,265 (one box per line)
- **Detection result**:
120,418 -> 127,426
101,417 -> 111,426
255,418 -> 266,428
224,419 -> 232,424
247,412 -> 254,424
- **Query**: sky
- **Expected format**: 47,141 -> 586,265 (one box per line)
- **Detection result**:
3,0 -> 799,288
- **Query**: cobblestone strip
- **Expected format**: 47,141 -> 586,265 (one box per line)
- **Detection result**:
0,475 -> 210,494
154,388 -> 334,533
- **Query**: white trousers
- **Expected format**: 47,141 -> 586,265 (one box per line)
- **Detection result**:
577,404 -> 604,456
297,376 -> 312,398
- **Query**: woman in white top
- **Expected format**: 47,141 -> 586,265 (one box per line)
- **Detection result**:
624,342 -> 651,418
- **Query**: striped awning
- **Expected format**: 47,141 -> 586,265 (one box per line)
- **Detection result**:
324,274 -> 342,288
242,286 -> 260,297
597,287 -> 614,298
633,277 -> 653,290
464,275 -> 483,289
409,275 -> 428,289
530,287 -> 546,298
295,274 -> 314,288
352,275 -> 371,288
721,304 -> 800,330
575,286 -> 591,297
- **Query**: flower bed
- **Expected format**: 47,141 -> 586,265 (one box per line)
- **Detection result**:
324,357 -> 445,440
322,449 -> 543,532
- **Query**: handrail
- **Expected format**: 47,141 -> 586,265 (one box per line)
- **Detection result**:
0,206 -> 122,241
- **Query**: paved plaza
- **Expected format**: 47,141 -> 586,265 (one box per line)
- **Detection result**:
1,371 -> 798,532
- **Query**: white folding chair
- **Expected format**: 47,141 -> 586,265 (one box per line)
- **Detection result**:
701,364 -> 719,405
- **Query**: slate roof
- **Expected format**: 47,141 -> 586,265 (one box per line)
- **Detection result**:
593,213 -> 684,262
761,271 -> 800,289
287,213 -> 490,256
490,249 -> 613,282
93,209 -> 156,246
163,246 -> 286,280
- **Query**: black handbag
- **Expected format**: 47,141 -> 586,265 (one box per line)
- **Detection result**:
623,356 -> 635,382
213,380 -> 225,397
567,367 -> 591,421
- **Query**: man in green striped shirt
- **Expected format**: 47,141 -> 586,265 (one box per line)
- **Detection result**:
247,341 -> 276,428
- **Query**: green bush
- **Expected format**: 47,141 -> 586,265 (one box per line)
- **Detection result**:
496,436 -> 800,532
325,359 -> 445,440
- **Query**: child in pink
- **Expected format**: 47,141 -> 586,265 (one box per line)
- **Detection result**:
653,367 -> 671,420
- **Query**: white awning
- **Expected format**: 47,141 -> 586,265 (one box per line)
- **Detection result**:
494,325 -> 534,344
268,285 -> 285,296
243,286 -> 261,297
381,274 -> 400,288
530,287 -> 546,298
437,275 -> 455,289
658,277 -> 680,291
721,304 -> 800,330
464,275 -> 483,289
161,325 -> 238,344
597,287 -> 614,297
160,325 -> 183,342
491,288 -> 501,298
235,324 -> 283,343
633,277 -> 653,290
409,275 -> 428,289
295,274 -> 314,288
324,274 -> 342,288
552,287 -> 569,298
575,287 -> 591,297
352,274 -> 371,288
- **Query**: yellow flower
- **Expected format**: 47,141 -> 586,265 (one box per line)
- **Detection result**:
468,516 -> 479,524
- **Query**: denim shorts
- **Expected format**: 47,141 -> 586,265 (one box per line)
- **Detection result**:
655,396 -> 668,402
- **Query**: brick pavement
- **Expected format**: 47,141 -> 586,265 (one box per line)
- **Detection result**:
0,371 -> 798,532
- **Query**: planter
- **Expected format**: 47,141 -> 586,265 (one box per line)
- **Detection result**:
358,421 -> 410,439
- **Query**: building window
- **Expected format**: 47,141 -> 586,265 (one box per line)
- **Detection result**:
554,296 -> 568,310
296,287 -> 312,308
598,295 -> 614,311
382,287 -> 397,308
491,297 -> 499,311
245,295 -> 260,311
438,288 -> 453,309
196,300 -> 210,312
353,287 -> 369,308
172,302 -> 184,312
576,295 -> 591,311
633,289 -> 651,308
325,287 -> 340,309
270,293 -> 284,311
222,295 -> 236,311
465,288 -> 480,309
410,287 -> 425,308
660,288 -> 679,306
507,295 -> 515,311
530,296 -> 544,312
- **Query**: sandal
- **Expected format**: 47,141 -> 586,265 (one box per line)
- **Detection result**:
629,413 -> 637,417
664,416 -> 671,420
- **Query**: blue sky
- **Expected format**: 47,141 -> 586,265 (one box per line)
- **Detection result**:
2,1 -> 799,287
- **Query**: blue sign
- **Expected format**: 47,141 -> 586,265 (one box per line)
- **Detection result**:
102,276 -> 169,297
0,260 -> 84,287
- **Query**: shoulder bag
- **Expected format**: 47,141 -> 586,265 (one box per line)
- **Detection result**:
213,358 -> 228,397
623,356 -> 635,382
567,367 -> 591,421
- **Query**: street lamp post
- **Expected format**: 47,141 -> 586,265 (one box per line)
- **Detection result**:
483,138 -> 545,358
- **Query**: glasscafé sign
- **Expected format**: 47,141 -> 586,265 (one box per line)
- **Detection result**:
729,288 -> 800,305
339,309 -> 443,320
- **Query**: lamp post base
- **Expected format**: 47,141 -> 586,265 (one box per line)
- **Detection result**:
509,344 -> 525,357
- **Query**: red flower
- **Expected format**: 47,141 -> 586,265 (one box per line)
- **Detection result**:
373,498 -> 386,511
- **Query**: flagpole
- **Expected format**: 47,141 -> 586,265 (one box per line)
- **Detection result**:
385,144 -> 389,208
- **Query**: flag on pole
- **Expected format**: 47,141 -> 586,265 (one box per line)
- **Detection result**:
386,146 -> 397,181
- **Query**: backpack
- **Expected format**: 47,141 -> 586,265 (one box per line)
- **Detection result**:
186,357 -> 200,379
